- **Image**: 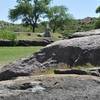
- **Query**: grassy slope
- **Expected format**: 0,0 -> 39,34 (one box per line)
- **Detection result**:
0,46 -> 42,65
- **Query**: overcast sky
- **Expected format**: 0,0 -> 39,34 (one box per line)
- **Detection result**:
0,0 -> 99,23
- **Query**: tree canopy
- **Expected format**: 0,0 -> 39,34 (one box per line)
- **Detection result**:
9,0 -> 52,32
9,0 -> 73,33
47,6 -> 72,32
96,6 -> 100,13
95,6 -> 100,29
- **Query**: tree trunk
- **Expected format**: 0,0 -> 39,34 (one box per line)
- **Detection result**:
32,23 -> 37,32
53,28 -> 56,33
32,26 -> 35,32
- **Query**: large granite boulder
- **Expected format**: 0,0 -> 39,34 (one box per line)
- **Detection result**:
38,35 -> 100,66
1,35 -> 100,80
0,75 -> 100,100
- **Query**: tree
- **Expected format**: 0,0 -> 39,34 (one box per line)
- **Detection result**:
47,6 -> 73,32
95,6 -> 100,29
96,6 -> 100,13
9,0 -> 52,32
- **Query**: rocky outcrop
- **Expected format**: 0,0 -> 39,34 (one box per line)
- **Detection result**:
0,35 -> 100,80
38,35 -> 100,66
0,39 -> 53,46
0,40 -> 15,46
0,75 -> 100,100
80,17 -> 94,24
16,39 -> 53,46
69,29 -> 100,38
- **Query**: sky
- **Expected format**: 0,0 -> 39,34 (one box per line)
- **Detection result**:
0,0 -> 99,23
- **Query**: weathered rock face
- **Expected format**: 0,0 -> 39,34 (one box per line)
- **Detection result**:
39,35 -> 100,66
69,29 -> 100,38
1,35 -> 100,80
0,39 -> 53,46
0,75 -> 100,100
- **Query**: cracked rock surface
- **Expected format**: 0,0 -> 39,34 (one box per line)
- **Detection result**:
0,75 -> 100,100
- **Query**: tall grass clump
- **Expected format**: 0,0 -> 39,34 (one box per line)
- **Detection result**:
0,30 -> 16,41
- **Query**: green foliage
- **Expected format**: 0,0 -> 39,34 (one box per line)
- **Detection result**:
61,17 -> 97,38
59,19 -> 78,37
95,18 -> 100,29
0,30 -> 16,41
77,24 -> 95,32
47,5 -> 73,32
96,6 -> 100,13
7,24 -> 31,32
9,0 -> 52,32
61,30 -> 75,38
0,20 -> 31,32
73,18 -> 96,32
95,6 -> 100,29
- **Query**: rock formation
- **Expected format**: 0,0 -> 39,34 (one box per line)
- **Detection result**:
0,29 -> 100,80
0,75 -> 100,100
69,29 -> 100,38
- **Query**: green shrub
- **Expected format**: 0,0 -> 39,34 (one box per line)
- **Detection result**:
0,30 -> 16,41
61,30 -> 75,38
95,18 -> 100,29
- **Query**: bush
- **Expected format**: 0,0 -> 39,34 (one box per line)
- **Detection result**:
0,30 -> 16,41
61,30 -> 75,38
95,18 -> 100,29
